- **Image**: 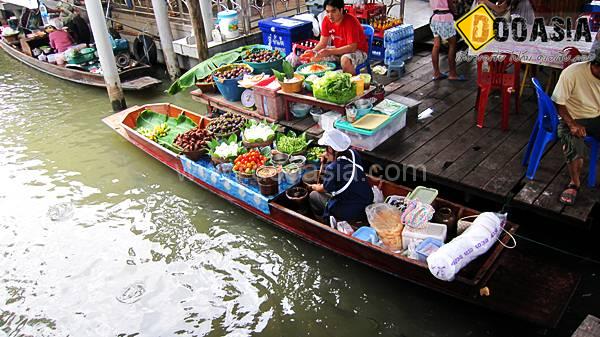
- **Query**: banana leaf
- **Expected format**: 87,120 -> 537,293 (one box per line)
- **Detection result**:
167,44 -> 263,95
135,109 -> 197,146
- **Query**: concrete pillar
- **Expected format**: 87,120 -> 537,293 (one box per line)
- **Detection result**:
199,0 -> 214,43
151,0 -> 180,80
84,0 -> 126,111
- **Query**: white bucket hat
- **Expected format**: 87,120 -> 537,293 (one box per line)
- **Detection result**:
318,129 -> 351,152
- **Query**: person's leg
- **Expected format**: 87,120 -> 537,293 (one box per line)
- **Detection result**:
340,51 -> 367,75
309,191 -> 329,218
432,36 -> 442,79
447,35 -> 458,79
341,55 -> 355,75
558,120 -> 587,205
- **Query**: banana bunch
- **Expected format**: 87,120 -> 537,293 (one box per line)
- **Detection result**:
138,123 -> 170,142
138,127 -> 158,141
153,123 -> 169,138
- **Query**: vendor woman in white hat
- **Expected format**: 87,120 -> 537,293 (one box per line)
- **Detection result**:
307,129 -> 374,222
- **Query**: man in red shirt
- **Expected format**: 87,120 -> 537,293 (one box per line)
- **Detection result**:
311,0 -> 368,75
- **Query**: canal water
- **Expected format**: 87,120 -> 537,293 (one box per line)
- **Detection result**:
0,51 -> 574,336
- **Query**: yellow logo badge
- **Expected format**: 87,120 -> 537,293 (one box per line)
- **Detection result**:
455,4 -> 496,51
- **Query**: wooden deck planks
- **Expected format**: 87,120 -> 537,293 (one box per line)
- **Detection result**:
364,52 -> 598,224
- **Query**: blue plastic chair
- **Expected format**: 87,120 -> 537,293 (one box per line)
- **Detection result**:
584,136 -> 599,187
355,24 -> 373,75
523,78 -> 599,187
522,78 -> 559,180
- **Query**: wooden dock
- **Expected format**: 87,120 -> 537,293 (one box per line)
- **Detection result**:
189,48 -> 599,228
280,50 -> 599,228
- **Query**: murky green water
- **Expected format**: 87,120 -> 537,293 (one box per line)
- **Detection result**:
0,51 -> 523,336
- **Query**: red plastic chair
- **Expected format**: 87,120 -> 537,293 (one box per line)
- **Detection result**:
475,52 -> 521,131
546,47 -> 581,93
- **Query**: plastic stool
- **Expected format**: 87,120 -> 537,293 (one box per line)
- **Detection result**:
387,61 -> 405,78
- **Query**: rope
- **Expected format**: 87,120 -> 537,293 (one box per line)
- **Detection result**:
496,191 -> 600,266
512,232 -> 600,266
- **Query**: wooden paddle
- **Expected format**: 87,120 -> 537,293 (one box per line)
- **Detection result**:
316,159 -> 326,184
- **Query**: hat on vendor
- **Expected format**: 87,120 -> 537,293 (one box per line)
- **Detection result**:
318,129 -> 351,152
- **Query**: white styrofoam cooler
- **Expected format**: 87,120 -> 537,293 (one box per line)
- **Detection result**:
339,109 -> 406,151
402,222 -> 447,250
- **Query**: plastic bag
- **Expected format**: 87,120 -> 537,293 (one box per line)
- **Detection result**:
401,199 -> 435,229
286,45 -> 301,68
372,185 -> 384,203
427,212 -> 508,281
329,216 -> 355,235
365,203 -> 403,251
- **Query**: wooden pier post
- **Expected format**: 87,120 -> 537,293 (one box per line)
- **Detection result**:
151,0 -> 181,81
84,0 -> 126,111
187,0 -> 209,61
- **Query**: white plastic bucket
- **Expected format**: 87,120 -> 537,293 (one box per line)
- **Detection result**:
217,10 -> 240,40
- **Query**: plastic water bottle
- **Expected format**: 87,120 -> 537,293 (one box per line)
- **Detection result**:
40,1 -> 50,26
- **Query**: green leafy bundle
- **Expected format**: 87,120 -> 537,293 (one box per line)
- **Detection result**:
313,71 -> 357,104
272,60 -> 295,82
167,44 -> 261,95
135,109 -> 197,152
275,131 -> 312,155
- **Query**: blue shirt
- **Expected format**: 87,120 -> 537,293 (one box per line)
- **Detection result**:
322,149 -> 373,221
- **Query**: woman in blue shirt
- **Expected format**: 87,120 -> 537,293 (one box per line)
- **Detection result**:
307,129 -> 374,222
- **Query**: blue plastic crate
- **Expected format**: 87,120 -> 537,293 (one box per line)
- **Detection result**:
258,17 -> 313,55
371,37 -> 385,61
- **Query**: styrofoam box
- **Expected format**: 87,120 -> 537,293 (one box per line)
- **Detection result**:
402,222 -> 447,250
339,109 -> 406,151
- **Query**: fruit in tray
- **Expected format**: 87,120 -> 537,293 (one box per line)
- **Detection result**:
174,127 -> 212,152
243,49 -> 283,63
300,50 -> 315,63
138,123 -> 169,142
233,150 -> 268,175
213,64 -> 252,80
206,112 -> 247,136
197,75 -> 214,84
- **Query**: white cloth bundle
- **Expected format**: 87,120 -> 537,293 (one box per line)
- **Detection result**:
427,212 -> 506,281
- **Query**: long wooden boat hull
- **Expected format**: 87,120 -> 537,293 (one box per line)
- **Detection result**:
103,104 -> 581,328
0,39 -> 162,90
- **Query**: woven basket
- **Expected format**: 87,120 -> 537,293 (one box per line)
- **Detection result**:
211,155 -> 232,166
242,138 -> 273,149
456,215 -> 478,236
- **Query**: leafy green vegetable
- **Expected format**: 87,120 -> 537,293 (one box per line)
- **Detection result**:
167,44 -> 262,95
135,109 -> 197,148
273,60 -> 295,82
306,147 -> 326,162
275,131 -> 312,155
313,71 -> 357,104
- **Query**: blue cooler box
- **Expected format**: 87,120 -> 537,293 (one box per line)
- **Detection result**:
258,17 -> 313,55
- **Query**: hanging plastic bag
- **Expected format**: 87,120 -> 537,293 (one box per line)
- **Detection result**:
426,212 -> 515,281
286,45 -> 301,68
329,216 -> 354,235
372,185 -> 384,203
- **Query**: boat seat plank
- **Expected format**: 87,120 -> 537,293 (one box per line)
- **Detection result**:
122,76 -> 162,90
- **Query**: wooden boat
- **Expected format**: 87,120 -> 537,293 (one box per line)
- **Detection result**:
103,103 -> 581,329
0,38 -> 162,90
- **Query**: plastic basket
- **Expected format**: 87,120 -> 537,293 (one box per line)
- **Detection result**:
242,46 -> 286,75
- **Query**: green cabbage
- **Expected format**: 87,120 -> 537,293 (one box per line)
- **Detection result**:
312,71 -> 356,104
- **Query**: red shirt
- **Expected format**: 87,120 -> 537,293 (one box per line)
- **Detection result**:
321,14 -> 368,54
49,30 -> 74,53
